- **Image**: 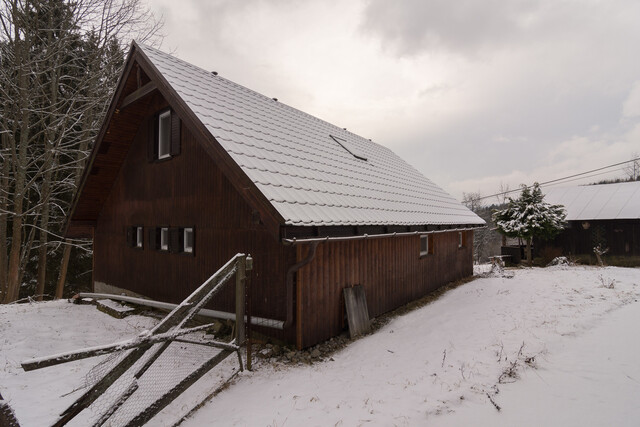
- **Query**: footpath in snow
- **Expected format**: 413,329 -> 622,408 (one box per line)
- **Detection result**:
0,265 -> 639,426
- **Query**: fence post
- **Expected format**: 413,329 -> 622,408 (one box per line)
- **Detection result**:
235,256 -> 246,347
245,255 -> 253,371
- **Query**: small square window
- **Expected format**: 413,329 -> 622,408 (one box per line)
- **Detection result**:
158,110 -> 171,159
160,227 -> 169,251
136,226 -> 143,248
184,228 -> 194,253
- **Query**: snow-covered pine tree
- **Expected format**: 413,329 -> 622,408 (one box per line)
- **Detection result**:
492,183 -> 566,266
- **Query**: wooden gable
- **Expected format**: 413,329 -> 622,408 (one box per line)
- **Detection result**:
65,42 -> 284,239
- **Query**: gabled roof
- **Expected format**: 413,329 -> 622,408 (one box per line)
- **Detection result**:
135,44 -> 483,227
543,181 -> 640,221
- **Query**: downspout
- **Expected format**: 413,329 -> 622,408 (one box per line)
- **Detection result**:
284,241 -> 319,329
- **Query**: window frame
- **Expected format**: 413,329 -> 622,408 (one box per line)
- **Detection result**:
160,227 -> 169,251
419,234 -> 434,257
157,110 -> 171,160
183,227 -> 194,254
136,226 -> 144,249
458,231 -> 466,249
420,235 -> 429,257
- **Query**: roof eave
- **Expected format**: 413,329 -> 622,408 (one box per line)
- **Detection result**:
64,41 -> 142,238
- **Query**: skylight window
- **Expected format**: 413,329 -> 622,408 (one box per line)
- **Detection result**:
330,135 -> 367,161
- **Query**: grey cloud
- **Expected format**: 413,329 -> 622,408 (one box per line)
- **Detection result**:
360,0 -> 540,56
359,0 -> 640,59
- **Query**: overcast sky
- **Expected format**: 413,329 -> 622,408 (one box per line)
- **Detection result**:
147,0 -> 640,201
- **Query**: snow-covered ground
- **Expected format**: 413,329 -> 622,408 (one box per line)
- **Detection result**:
1,265 -> 639,426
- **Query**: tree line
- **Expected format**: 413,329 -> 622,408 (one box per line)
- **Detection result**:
0,0 -> 161,303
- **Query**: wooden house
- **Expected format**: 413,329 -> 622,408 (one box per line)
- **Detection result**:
65,42 -> 485,349
538,182 -> 640,257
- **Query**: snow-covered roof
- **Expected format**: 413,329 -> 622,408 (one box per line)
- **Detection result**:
543,181 -> 640,221
137,44 -> 484,227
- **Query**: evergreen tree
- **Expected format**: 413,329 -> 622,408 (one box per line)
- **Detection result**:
492,183 -> 566,266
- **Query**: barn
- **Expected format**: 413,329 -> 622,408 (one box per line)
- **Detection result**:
65,42 -> 485,349
538,181 -> 640,258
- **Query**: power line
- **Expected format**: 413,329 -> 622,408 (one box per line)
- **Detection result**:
541,168 -> 626,188
478,157 -> 640,201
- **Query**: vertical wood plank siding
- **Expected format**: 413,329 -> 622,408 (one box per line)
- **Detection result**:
93,96 -> 295,339
90,91 -> 475,348
296,231 -> 474,348
537,219 -> 640,256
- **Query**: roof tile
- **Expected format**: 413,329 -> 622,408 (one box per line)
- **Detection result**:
139,44 -> 485,227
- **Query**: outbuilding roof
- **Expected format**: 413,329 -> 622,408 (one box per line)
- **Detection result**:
543,181 -> 640,221
137,44 -> 483,227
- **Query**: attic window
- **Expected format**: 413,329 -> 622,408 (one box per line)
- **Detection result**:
149,109 -> 181,162
330,135 -> 367,161
158,110 -> 171,159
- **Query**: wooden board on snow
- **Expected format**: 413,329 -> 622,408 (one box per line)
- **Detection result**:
96,299 -> 135,319
343,285 -> 370,338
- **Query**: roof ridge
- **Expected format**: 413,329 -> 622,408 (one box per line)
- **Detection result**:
136,42 -> 485,227
137,42 -> 388,149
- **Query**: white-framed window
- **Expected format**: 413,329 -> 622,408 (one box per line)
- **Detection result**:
160,227 -> 169,251
184,228 -> 194,253
420,234 -> 434,256
420,235 -> 429,256
158,110 -> 171,159
136,226 -> 143,248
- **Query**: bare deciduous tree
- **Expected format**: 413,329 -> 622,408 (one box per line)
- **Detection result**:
0,0 -> 162,303
622,152 -> 639,181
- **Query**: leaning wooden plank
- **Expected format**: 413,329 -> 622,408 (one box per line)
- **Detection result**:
0,398 -> 20,427
155,253 -> 241,332
134,341 -> 172,381
22,323 -> 226,371
343,285 -> 371,339
91,380 -> 138,427
124,349 -> 234,427
169,369 -> 241,427
43,254 -> 244,426
23,255 -> 244,372
53,346 -> 150,427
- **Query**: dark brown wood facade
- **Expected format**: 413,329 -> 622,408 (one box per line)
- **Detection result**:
295,231 -> 473,348
536,219 -> 640,256
68,44 -> 479,349
93,91 -> 295,340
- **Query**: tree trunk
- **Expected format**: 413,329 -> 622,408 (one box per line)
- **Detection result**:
35,232 -> 49,300
35,174 -> 54,301
4,88 -> 30,303
55,243 -> 72,299
0,133 -> 9,300
526,238 -> 532,267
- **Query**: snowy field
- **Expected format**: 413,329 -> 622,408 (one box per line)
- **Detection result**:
1,265 -> 639,426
